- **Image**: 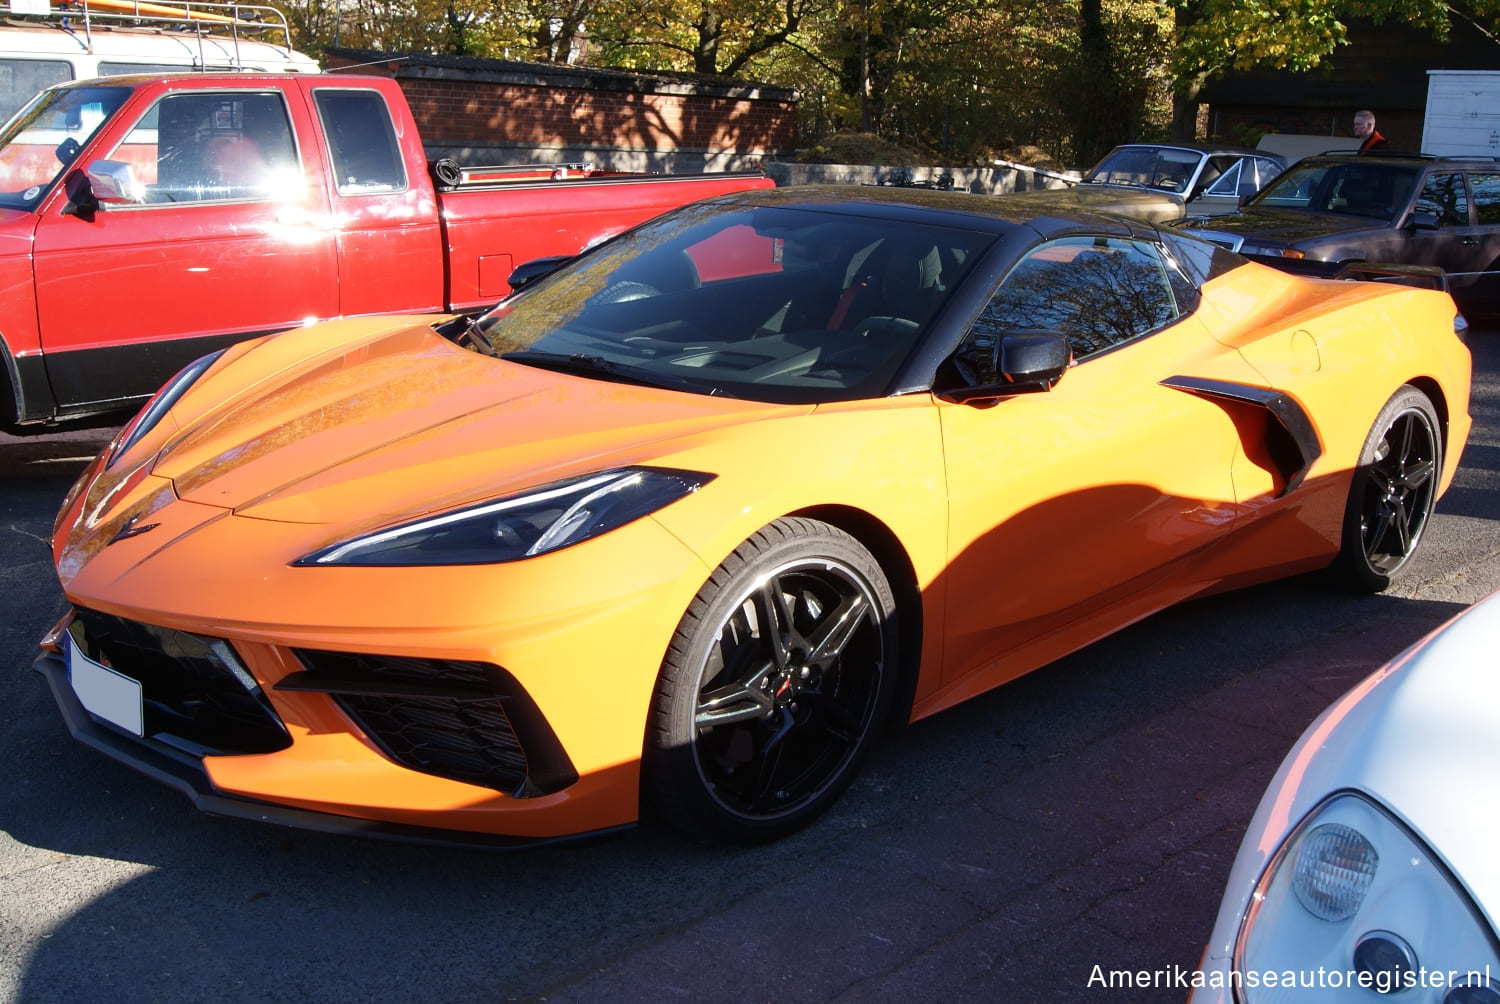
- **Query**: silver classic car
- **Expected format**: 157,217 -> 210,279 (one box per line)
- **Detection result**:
1002,143 -> 1287,222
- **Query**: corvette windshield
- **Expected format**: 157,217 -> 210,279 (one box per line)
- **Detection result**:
1250,160 -> 1420,221
0,85 -> 131,210
472,204 -> 997,404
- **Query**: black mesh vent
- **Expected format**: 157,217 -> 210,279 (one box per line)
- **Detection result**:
68,608 -> 290,755
292,650 -> 540,794
335,694 -> 528,793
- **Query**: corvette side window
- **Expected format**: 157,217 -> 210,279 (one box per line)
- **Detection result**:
971,237 -> 1179,362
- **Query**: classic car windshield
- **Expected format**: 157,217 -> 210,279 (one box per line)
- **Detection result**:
1251,160 -> 1420,221
1084,147 -> 1203,191
0,84 -> 130,210
472,204 -> 998,404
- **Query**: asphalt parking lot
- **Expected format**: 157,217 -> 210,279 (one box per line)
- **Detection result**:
4,327 -> 1500,1003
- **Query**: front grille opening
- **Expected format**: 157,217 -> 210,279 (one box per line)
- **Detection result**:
289,650 -> 577,797
69,608 -> 291,756
336,694 -> 528,792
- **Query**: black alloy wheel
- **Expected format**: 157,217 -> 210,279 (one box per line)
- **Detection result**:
644,517 -> 898,843
1334,385 -> 1442,592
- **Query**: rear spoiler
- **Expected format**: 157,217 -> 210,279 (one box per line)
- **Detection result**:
1245,254 -> 1448,291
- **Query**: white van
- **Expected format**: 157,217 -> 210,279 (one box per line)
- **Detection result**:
1,0 -> 320,123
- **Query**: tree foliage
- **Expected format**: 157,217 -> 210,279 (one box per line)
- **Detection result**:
275,0 -> 1500,162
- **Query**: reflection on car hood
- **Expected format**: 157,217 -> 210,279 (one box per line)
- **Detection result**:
1001,184 -> 1186,220
1183,206 -> 1381,244
149,317 -> 804,526
1266,591 -> 1500,930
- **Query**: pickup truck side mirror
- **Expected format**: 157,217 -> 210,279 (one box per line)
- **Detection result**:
507,255 -> 573,292
85,160 -> 146,204
1407,211 -> 1440,231
60,169 -> 99,220
941,330 -> 1073,404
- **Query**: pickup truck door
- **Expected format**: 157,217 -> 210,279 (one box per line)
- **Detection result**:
306,85 -> 444,318
31,87 -> 339,411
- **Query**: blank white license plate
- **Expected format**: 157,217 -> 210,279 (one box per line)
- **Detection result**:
66,635 -> 144,737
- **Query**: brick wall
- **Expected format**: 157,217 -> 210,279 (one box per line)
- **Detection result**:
325,48 -> 797,173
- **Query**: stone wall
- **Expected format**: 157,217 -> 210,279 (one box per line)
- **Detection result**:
325,48 -> 797,173
764,162 -> 1075,194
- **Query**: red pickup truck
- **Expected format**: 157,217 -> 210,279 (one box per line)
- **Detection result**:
0,72 -> 771,433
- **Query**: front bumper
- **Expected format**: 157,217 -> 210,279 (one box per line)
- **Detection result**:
35,644 -> 627,850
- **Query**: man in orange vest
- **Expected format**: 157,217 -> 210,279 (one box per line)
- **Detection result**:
1354,110 -> 1389,153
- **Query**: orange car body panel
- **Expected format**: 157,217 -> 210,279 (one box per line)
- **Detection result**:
46,257 -> 1472,839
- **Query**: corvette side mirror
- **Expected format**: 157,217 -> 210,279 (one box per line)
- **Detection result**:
942,330 -> 1073,403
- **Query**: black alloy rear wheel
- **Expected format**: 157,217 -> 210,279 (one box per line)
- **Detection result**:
1333,385 -> 1442,592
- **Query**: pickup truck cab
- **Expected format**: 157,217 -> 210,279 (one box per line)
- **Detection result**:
0,73 -> 770,432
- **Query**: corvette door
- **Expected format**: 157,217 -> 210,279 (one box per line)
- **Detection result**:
937,236 -> 1262,692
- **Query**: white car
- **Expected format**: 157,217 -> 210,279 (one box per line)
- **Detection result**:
1191,591 -> 1500,1003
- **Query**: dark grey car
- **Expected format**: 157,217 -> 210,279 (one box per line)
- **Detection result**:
1177,153 -> 1500,315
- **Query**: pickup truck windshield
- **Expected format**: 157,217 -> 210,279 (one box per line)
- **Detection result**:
472,204 -> 997,404
0,85 -> 130,210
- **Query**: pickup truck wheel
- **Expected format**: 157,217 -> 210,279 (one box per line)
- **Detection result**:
643,518 -> 897,843
1332,385 -> 1441,593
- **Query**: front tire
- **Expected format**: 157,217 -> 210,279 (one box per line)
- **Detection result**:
1332,385 -> 1442,592
644,518 -> 898,843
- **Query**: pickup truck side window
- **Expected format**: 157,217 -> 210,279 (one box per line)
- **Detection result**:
1469,174 -> 1500,226
1414,173 -> 1469,226
113,91 -> 298,203
312,89 -> 407,195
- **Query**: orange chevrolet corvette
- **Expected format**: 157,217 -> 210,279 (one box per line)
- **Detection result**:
36,187 -> 1472,846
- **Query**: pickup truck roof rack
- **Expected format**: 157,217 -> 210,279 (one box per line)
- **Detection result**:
6,0 -> 299,60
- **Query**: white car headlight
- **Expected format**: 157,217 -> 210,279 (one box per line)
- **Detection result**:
295,466 -> 713,566
1235,793 -> 1500,1001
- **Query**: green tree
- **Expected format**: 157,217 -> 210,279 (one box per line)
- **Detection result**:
1168,0 -> 1500,139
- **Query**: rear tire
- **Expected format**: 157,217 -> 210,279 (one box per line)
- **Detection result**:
643,518 -> 898,843
1331,385 -> 1441,593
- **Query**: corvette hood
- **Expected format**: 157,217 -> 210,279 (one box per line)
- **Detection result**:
147,319 -> 804,527
1183,207 -> 1379,245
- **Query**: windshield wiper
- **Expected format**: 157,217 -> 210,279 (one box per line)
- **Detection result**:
500,351 -> 734,397
462,318 -> 498,356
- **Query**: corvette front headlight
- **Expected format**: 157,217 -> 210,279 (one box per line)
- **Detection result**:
1235,792 -> 1500,1001
295,466 -> 713,566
